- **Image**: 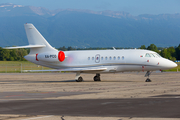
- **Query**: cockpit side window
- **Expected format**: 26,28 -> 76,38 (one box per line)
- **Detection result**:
153,53 -> 159,58
145,53 -> 162,58
145,53 -> 151,57
150,53 -> 155,57
156,53 -> 162,58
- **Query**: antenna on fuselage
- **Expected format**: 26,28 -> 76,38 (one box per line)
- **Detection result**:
112,47 -> 116,50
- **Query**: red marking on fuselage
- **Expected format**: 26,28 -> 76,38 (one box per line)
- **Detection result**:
142,66 -> 145,72
36,54 -> 39,61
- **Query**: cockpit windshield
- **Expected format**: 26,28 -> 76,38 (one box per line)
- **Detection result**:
145,53 -> 162,58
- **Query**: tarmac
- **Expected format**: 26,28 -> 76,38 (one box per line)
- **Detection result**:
0,72 -> 180,120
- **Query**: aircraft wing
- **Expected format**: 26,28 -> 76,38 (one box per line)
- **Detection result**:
23,66 -> 107,73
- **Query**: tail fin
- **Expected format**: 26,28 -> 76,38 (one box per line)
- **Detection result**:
25,23 -> 57,54
4,23 -> 57,54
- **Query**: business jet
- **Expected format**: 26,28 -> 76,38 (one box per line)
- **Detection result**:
4,23 -> 177,82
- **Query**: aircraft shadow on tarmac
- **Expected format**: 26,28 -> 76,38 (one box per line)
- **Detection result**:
1,80 -> 135,83
0,97 -> 180,118
31,80 -> 135,83
0,80 -> 135,85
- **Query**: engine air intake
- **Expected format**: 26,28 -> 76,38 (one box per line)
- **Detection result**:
58,51 -> 65,62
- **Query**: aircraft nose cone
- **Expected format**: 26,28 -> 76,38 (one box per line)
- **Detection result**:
167,61 -> 177,68
172,61 -> 178,68
164,59 -> 177,69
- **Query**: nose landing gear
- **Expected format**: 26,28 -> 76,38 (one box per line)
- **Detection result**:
145,78 -> 151,82
145,71 -> 152,82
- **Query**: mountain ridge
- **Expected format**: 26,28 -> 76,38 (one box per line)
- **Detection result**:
2,3 -> 180,19
0,3 -> 180,48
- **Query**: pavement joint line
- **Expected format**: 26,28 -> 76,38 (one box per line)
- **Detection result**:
21,115 -> 54,120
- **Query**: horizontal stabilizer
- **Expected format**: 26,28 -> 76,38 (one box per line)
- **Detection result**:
23,67 -> 107,72
4,45 -> 46,49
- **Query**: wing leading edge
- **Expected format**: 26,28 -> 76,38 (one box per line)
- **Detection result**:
23,66 -> 107,73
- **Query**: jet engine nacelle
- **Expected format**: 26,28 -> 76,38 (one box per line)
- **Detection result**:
36,51 -> 65,62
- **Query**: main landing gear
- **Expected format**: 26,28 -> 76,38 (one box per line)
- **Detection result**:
75,72 -> 101,82
75,72 -> 83,82
94,73 -> 101,81
76,76 -> 83,82
145,71 -> 152,82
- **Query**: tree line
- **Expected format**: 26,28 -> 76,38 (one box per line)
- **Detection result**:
0,47 -> 29,61
0,44 -> 180,61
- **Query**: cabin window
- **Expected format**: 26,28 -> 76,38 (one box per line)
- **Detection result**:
122,56 -> 124,60
101,57 -> 103,60
109,57 -> 112,60
105,57 -> 108,60
92,57 -> 94,60
113,56 -> 116,60
118,56 -> 120,60
88,57 -> 90,60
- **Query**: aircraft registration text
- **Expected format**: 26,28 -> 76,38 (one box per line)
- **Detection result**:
45,55 -> 57,58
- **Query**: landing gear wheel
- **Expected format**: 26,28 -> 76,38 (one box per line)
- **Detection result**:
94,76 -> 101,81
145,78 -> 151,82
76,76 -> 83,82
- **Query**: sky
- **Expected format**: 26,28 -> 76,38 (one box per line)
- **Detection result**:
0,0 -> 180,16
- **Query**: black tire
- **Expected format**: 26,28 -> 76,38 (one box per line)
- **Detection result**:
94,76 -> 101,81
145,78 -> 151,82
76,76 -> 83,82
96,73 -> 100,77
94,76 -> 97,81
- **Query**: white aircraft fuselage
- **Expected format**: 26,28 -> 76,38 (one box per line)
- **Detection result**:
4,23 -> 177,82
25,49 -> 177,73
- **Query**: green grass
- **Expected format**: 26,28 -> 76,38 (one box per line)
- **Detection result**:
0,61 -> 52,73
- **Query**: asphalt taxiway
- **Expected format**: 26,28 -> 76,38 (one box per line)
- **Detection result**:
0,72 -> 180,120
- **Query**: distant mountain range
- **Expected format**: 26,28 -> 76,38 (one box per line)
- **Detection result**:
0,3 -> 180,48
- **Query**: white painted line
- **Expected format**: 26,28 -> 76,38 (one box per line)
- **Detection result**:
22,115 -> 54,120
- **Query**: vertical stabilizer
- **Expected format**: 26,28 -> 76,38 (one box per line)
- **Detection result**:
24,23 -> 57,54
